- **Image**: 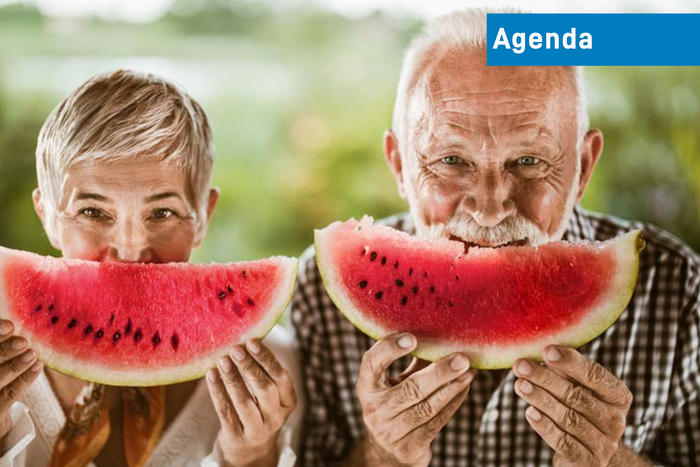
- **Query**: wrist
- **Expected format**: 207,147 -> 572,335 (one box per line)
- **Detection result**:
220,436 -> 279,467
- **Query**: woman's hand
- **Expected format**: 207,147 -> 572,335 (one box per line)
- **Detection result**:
206,338 -> 297,467
0,319 -> 43,442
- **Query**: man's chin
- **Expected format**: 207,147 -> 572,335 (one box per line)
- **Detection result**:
448,235 -> 529,249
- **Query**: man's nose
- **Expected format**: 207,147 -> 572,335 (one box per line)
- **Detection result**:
462,172 -> 516,228
109,219 -> 153,263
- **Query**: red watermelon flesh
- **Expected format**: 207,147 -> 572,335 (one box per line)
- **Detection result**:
0,247 -> 297,386
314,216 -> 643,369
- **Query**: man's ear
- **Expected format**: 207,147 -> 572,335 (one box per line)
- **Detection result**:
32,188 -> 61,250
576,129 -> 604,202
194,187 -> 220,248
383,129 -> 406,200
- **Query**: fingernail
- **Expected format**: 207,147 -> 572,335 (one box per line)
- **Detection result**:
0,322 -> 12,335
526,406 -> 542,422
206,369 -> 218,383
519,379 -> 533,395
12,338 -> 27,350
545,347 -> 561,362
247,340 -> 261,354
230,346 -> 246,362
219,357 -> 233,373
450,355 -> 468,371
31,361 -> 42,372
517,360 -> 531,376
397,335 -> 414,349
21,350 -> 36,363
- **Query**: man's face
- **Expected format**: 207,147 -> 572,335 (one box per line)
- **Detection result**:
387,47 -> 601,247
34,159 -> 218,263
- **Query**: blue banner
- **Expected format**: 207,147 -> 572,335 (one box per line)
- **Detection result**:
486,13 -> 700,65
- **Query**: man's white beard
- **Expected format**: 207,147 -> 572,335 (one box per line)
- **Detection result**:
411,157 -> 581,248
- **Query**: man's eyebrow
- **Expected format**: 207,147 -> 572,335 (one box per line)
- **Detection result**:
75,192 -> 109,202
144,192 -> 184,203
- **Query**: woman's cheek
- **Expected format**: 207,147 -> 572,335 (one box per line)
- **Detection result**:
57,222 -> 112,261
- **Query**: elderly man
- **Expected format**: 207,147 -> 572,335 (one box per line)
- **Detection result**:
291,9 -> 700,467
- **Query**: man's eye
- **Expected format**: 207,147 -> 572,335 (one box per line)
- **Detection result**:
79,208 -> 103,219
440,156 -> 461,165
151,209 -> 175,220
518,156 -> 541,166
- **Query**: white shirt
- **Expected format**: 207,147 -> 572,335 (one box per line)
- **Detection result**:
0,325 -> 303,467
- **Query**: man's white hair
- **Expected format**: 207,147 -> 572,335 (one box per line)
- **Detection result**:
391,7 -> 590,151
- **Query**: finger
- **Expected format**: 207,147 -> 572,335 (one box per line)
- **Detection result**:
245,339 -> 296,408
542,346 -> 633,409
513,359 -> 627,439
515,378 -> 618,459
388,357 -> 430,386
359,333 -> 417,390
385,352 -> 470,414
206,369 -> 242,436
0,350 -> 38,388
524,406 -> 598,462
229,345 -> 282,423
0,321 -> 14,344
392,370 -> 475,440
0,337 -> 28,363
217,355 -> 264,433
0,361 -> 42,414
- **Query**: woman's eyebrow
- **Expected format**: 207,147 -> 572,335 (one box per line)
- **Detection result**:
75,192 -> 109,202
144,191 -> 183,203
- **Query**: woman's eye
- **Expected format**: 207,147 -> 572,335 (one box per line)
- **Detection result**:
518,156 -> 541,166
440,156 -> 461,165
79,208 -> 103,219
151,209 -> 175,220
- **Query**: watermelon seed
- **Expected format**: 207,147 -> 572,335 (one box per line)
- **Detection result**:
113,331 -> 121,342
395,279 -> 404,287
68,319 -> 77,329
247,298 -> 255,306
34,305 -> 42,312
171,334 -> 180,350
152,332 -> 161,348
430,286 -> 435,293
394,261 -> 399,269
110,314 -> 115,324
412,287 -> 418,294
134,329 -> 143,342
96,329 -> 104,339
218,292 -> 226,300
381,256 -> 387,265
409,268 -> 413,276
124,319 -> 132,335
84,325 -> 93,335
361,248 -> 366,256
370,252 -> 377,262
449,301 -> 454,307
423,272 -> 428,279
375,291 -> 383,299
455,275 -> 460,281
400,296 -> 408,305
359,280 -> 368,289
48,304 -> 54,311
241,271 -> 248,278
227,285 -> 233,294
50,316 -> 58,324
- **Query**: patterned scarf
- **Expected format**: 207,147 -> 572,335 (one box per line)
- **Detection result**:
50,383 -> 165,467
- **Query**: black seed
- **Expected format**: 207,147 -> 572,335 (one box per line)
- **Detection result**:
84,325 -> 93,335
218,292 -> 226,300
455,275 -> 460,282
361,248 -> 366,256
375,291 -> 383,299
48,304 -> 54,311
241,270 -> 248,278
113,331 -> 121,342
134,329 -> 143,342
50,316 -> 58,324
430,286 -> 435,293
110,314 -> 115,324
247,298 -> 255,306
409,268 -> 413,276
152,332 -> 161,347
412,287 -> 418,294
125,319 -> 132,335
35,305 -> 42,312
68,319 -> 77,329
395,279 -> 404,287
96,329 -> 104,339
171,334 -> 180,350
449,301 -> 454,307
423,272 -> 428,279
370,252 -> 377,262
381,256 -> 387,265
401,296 -> 408,306
359,280 -> 368,289
227,285 -> 233,294
394,261 -> 399,269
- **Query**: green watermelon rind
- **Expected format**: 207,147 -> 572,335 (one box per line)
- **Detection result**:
0,248 -> 298,386
314,217 -> 644,370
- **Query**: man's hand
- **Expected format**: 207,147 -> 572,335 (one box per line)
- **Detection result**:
0,319 -> 43,444
513,345 -> 633,466
354,333 -> 474,467
206,339 -> 297,467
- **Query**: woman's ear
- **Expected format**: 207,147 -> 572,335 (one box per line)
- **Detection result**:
32,188 -> 61,250
194,187 -> 220,248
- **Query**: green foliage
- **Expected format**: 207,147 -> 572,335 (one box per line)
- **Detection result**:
0,2 -> 697,262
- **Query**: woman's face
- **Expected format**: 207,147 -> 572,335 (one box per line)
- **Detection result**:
34,159 -> 218,263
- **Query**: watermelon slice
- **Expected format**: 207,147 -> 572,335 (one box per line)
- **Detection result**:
0,247 -> 297,386
315,216 -> 644,369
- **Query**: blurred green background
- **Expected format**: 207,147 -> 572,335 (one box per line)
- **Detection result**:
0,0 -> 698,261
